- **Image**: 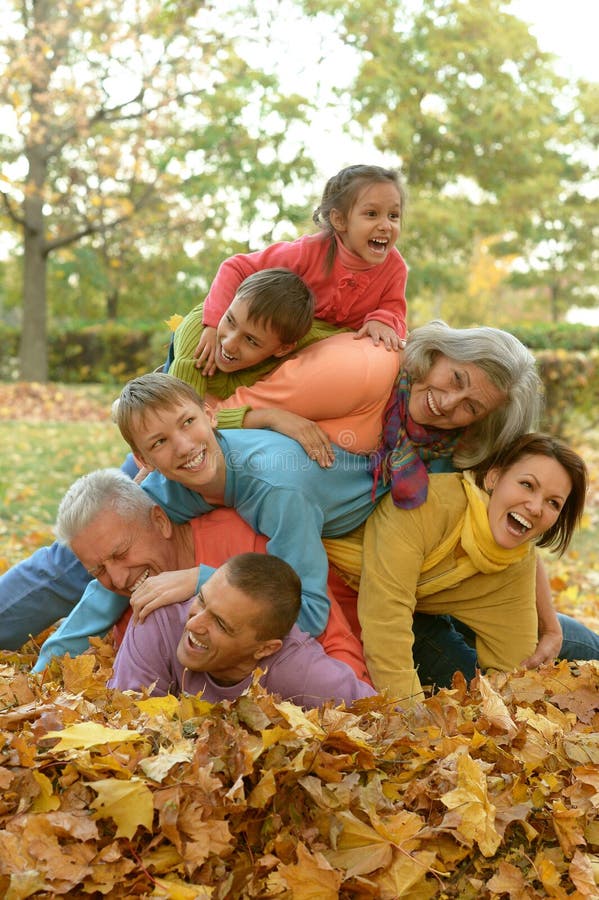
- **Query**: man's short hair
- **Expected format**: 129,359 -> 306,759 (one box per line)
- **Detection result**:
223,552 -> 301,640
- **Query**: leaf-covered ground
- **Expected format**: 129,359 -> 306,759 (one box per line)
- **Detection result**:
1,642 -> 598,898
1,382 -> 598,898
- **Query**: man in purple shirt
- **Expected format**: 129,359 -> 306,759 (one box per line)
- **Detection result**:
45,468 -> 375,708
110,552 -> 375,708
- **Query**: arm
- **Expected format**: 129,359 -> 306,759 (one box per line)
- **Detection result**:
358,495 -> 426,702
247,487 -> 332,637
241,409 -> 335,468
33,580 -> 129,671
168,302 -> 213,390
359,251 -> 408,339
520,556 -> 563,668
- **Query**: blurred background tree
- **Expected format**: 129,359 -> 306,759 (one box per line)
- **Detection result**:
0,0 -> 315,380
0,0 -> 596,380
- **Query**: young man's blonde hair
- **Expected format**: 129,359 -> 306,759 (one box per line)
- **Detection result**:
113,372 -> 203,455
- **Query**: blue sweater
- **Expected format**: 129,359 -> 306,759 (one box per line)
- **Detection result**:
34,430 -> 387,670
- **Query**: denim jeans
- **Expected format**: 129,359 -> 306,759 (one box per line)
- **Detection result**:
411,612 -> 599,690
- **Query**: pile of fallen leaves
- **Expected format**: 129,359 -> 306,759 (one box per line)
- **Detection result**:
0,382 -> 113,422
1,638 -> 598,899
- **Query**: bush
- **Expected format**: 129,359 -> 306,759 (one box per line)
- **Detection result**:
536,349 -> 599,437
0,322 -> 171,384
510,322 -> 599,351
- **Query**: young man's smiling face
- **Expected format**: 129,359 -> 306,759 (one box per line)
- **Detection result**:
131,400 -> 226,499
177,565 -> 281,685
214,296 -> 295,373
70,505 -> 176,596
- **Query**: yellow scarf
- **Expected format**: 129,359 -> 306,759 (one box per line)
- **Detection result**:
417,471 -> 530,596
324,472 -> 531,594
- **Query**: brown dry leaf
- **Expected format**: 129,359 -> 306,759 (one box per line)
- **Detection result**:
1,645 -> 599,896
268,841 -> 342,899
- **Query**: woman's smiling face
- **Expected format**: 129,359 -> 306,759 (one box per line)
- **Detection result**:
408,354 -> 506,430
485,453 -> 572,549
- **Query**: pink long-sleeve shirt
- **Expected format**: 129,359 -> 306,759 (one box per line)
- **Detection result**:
202,233 -> 408,338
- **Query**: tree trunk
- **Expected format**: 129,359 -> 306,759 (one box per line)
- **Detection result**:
106,289 -> 119,320
19,142 -> 48,382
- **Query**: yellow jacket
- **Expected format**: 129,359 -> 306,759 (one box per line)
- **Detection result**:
326,474 -> 538,702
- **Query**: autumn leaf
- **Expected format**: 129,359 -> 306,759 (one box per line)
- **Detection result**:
165,314 -> 184,332
44,721 -> 143,750
440,751 -> 502,857
88,777 -> 154,839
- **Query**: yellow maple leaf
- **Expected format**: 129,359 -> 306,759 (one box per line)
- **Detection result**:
165,314 -> 184,332
45,721 -> 142,750
88,776 -> 154,839
31,770 -> 60,812
441,752 -> 501,857
135,694 -> 181,717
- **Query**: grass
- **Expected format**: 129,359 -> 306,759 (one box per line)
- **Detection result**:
0,383 -> 129,569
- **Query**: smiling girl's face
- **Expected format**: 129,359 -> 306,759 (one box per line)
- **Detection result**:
408,354 -> 506,430
484,453 -> 572,549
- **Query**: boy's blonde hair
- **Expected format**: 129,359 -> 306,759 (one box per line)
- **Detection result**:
113,373 -> 203,454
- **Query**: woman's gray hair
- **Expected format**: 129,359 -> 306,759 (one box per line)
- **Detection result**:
404,320 -> 544,468
55,468 -> 155,546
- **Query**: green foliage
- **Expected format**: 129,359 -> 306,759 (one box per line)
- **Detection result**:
0,322 -> 169,384
537,349 -> 599,437
300,0 -> 597,323
510,322 -> 599,351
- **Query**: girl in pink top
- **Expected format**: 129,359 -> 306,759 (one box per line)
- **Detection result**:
196,164 -> 409,375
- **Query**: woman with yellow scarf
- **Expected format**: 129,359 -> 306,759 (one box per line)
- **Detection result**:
326,433 -> 587,702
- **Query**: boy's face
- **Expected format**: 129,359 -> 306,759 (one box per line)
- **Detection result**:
214,296 -> 295,373
132,399 -> 226,496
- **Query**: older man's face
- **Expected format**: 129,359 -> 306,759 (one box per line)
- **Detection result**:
71,506 -> 176,596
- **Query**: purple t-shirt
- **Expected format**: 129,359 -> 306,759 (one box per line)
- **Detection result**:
109,598 -> 376,709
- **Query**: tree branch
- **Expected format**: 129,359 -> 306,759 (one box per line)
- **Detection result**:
0,189 -> 26,227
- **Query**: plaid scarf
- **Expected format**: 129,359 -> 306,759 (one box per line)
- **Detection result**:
370,370 -> 462,509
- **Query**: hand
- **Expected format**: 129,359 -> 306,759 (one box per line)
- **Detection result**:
193,326 -> 218,376
354,319 -> 405,351
520,628 -> 563,669
130,568 -> 198,624
244,408 -> 336,467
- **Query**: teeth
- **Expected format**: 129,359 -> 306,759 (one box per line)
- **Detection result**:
183,448 -> 206,469
132,569 -> 150,592
221,346 -> 235,361
427,389 -> 441,416
510,512 -> 532,530
187,631 -> 208,650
